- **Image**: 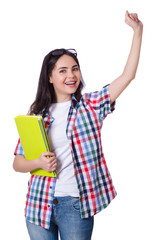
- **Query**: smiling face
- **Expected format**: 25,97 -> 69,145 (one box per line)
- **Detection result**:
49,54 -> 81,103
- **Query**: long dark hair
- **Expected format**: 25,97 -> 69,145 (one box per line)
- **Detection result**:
29,48 -> 85,117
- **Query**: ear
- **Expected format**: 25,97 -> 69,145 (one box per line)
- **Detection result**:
49,75 -> 53,84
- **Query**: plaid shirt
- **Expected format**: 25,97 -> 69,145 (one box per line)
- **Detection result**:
14,84 -> 117,229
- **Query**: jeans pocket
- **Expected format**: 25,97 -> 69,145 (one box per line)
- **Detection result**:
72,198 -> 81,214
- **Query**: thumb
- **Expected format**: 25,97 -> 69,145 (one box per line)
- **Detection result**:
125,10 -> 133,24
126,10 -> 136,21
125,10 -> 129,17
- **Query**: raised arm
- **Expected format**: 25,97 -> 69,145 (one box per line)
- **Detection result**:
108,10 -> 143,103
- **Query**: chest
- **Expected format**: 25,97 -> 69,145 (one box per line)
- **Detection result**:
44,102 -> 102,143
47,103 -> 71,147
66,103 -> 102,143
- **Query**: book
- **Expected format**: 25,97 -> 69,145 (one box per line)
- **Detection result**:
14,115 -> 57,178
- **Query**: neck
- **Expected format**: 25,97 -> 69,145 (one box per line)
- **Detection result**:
55,95 -> 72,103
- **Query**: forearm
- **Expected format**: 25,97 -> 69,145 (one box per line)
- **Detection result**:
13,155 -> 39,173
122,27 -> 143,80
108,11 -> 143,103
13,152 -> 57,173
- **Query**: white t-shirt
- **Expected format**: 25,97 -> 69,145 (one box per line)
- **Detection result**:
48,100 -> 79,197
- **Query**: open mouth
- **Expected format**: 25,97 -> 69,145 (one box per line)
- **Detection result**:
65,81 -> 76,86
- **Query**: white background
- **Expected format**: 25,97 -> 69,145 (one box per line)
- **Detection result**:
0,0 -> 159,239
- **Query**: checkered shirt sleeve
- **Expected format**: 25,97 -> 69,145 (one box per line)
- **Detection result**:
14,138 -> 25,156
85,84 -> 115,120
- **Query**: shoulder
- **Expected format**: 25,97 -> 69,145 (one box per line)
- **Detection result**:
81,84 -> 110,103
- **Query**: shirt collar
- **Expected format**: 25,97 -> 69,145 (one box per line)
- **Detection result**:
41,95 -> 78,128
42,94 -> 79,118
71,94 -> 79,109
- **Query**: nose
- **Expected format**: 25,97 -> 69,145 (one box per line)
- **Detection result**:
67,69 -> 75,78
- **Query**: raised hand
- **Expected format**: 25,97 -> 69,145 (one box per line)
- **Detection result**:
125,10 -> 143,32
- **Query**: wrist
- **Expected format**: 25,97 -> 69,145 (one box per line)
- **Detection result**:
133,24 -> 143,35
34,157 -> 41,169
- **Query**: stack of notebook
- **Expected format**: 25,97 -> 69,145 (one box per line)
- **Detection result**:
15,115 -> 57,178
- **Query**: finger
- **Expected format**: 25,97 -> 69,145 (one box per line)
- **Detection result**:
129,14 -> 135,20
48,162 -> 57,171
52,162 -> 57,169
131,13 -> 139,21
125,10 -> 130,18
130,13 -> 137,17
129,13 -> 139,22
125,11 -> 134,21
42,152 -> 55,157
48,156 -> 56,163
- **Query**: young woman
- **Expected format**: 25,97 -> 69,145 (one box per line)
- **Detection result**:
13,11 -> 143,240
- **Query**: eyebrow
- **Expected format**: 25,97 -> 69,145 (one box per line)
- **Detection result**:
58,64 -> 79,70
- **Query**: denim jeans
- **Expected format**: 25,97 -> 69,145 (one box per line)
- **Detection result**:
26,196 -> 94,240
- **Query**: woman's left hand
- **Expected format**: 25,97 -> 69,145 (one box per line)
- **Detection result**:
125,10 -> 143,32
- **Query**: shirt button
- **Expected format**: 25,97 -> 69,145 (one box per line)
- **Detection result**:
53,199 -> 58,205
48,205 -> 50,207
50,186 -> 52,189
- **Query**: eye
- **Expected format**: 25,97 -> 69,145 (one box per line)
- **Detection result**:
73,67 -> 79,71
59,69 -> 66,73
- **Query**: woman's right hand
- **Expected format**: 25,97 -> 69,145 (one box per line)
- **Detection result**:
38,152 -> 57,172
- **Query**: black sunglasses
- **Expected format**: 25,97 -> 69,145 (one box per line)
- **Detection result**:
51,48 -> 77,57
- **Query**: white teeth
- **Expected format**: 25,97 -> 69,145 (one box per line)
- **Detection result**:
65,82 -> 76,85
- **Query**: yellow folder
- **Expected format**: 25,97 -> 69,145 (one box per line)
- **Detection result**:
15,115 -> 57,178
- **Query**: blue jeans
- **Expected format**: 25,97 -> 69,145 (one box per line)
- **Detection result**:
26,196 -> 94,240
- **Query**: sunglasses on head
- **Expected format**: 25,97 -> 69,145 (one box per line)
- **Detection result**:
51,48 -> 77,57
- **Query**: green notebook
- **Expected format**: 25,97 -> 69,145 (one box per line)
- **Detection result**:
15,115 -> 57,178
